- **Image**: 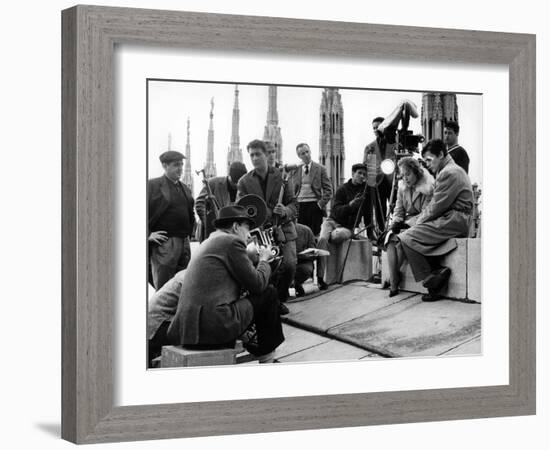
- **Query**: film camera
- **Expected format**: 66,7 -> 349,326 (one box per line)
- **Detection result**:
236,194 -> 282,265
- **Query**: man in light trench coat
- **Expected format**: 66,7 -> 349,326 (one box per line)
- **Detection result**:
398,139 -> 473,302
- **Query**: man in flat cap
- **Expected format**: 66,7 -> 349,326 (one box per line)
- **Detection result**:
167,205 -> 284,363
148,150 -> 195,290
195,161 -> 248,241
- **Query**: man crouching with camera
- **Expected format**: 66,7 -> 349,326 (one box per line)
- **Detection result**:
166,205 -> 284,363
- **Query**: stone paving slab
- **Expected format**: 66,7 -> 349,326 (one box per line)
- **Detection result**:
278,339 -> 375,363
329,296 -> 481,357
275,323 -> 330,359
440,336 -> 482,356
284,283 -> 416,334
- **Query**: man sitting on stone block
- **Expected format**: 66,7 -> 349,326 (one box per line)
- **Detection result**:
316,163 -> 370,289
166,205 -> 285,364
398,139 -> 473,302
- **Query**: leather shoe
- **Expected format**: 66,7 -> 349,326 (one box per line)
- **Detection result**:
317,278 -> 328,291
422,267 -> 451,291
295,284 -> 306,297
278,302 -> 290,315
421,291 -> 444,302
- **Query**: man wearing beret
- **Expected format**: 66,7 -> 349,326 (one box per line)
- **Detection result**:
167,205 -> 284,363
195,161 -> 248,241
148,150 -> 195,290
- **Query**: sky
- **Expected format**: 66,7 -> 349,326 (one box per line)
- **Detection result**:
147,81 -> 482,194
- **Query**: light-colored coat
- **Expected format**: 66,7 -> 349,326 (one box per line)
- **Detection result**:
147,270 -> 185,339
399,156 -> 473,256
391,168 -> 434,228
289,161 -> 333,211
167,231 -> 271,345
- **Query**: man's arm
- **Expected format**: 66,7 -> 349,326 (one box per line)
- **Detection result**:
282,177 -> 298,220
226,238 -> 272,295
195,183 -> 209,223
390,185 -> 406,225
318,166 -> 333,209
236,177 -> 248,203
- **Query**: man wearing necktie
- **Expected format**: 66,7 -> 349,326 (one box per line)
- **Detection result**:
291,143 -> 333,236
148,150 -> 195,290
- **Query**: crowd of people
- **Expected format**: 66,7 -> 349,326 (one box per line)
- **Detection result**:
146,115 -> 474,367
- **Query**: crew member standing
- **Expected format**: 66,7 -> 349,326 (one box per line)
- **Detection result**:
237,139 -> 297,315
363,116 -> 396,236
291,143 -> 333,236
443,121 -> 470,174
148,150 -> 195,290
195,161 -> 247,241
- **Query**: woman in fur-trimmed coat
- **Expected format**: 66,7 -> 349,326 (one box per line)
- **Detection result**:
385,157 -> 434,296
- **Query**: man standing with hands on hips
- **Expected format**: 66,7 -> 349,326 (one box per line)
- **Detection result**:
148,150 -> 195,290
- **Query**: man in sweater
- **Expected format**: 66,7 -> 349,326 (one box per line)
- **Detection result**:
166,205 -> 284,363
291,143 -> 333,236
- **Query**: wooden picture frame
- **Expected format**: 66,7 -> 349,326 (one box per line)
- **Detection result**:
61,5 -> 536,444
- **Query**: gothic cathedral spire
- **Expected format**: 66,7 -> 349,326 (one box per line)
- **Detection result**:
182,117 -> 194,195
227,84 -> 243,173
421,93 -> 458,141
204,97 -> 217,178
319,88 -> 345,189
263,85 -> 283,164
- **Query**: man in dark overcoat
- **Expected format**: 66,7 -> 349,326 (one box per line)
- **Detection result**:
237,139 -> 298,314
399,139 -> 474,301
166,205 -> 284,363
148,151 -> 195,290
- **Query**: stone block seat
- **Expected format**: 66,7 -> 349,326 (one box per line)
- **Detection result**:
160,340 -> 248,368
324,238 -> 373,285
381,237 -> 481,302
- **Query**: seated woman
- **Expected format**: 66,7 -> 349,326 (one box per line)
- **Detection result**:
385,157 -> 434,297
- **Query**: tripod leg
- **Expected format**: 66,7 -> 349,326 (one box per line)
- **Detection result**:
374,187 -> 386,233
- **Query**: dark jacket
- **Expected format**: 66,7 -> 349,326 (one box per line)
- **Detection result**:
167,231 -> 271,345
148,175 -> 195,236
448,145 -> 470,174
330,179 -> 369,230
237,166 -> 298,241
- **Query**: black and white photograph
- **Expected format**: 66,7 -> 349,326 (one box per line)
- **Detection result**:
146,80 -> 483,368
